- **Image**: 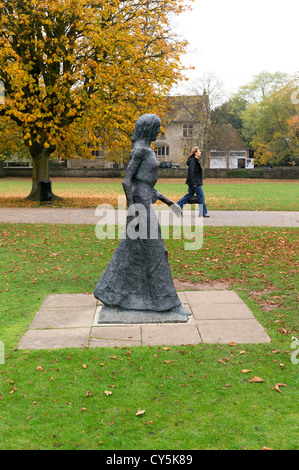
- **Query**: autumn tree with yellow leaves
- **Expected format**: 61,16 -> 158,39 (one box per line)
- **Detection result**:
0,0 -> 192,199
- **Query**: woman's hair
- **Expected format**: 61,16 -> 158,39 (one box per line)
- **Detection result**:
187,147 -> 200,160
131,114 -> 161,142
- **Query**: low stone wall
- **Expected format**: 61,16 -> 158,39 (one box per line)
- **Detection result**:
2,165 -> 299,179
263,167 -> 299,179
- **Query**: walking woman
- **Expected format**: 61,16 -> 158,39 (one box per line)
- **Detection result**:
177,147 -> 209,217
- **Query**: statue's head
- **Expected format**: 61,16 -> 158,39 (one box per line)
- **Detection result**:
132,114 -> 161,142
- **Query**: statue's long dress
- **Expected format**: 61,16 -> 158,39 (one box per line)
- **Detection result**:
94,147 -> 181,312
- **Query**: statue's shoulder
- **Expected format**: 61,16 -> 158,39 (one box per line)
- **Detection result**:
131,143 -> 151,161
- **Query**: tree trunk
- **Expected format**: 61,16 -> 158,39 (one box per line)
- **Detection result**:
0,159 -> 4,178
26,148 -> 60,201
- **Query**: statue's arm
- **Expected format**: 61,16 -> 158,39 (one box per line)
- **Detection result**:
152,189 -> 182,217
122,149 -> 143,207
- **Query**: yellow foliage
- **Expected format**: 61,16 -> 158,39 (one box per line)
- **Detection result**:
0,0 -> 193,170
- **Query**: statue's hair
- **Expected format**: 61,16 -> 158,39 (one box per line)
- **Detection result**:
132,114 -> 161,141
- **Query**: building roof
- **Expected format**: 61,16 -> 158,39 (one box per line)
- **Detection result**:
208,123 -> 249,150
164,94 -> 207,123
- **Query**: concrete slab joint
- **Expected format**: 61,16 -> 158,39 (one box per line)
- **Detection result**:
17,290 -> 271,350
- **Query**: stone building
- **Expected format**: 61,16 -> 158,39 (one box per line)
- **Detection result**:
154,94 -> 251,169
67,147 -> 114,169
154,93 -> 209,165
66,93 -> 250,169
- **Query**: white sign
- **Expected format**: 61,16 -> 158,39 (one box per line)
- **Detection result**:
245,158 -> 254,169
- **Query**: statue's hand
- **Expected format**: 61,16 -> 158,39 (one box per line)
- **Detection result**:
170,203 -> 183,217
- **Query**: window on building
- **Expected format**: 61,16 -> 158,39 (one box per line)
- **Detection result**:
154,146 -> 169,159
230,151 -> 247,157
91,149 -> 105,158
183,124 -> 193,138
210,151 -> 227,158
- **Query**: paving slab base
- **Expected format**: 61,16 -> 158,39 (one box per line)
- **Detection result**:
17,291 -> 271,350
97,303 -> 191,324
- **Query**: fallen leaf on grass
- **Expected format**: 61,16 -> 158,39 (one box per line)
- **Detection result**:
279,327 -> 289,335
104,391 -> 112,396
241,369 -> 252,374
85,391 -> 93,397
218,358 -> 229,364
136,409 -> 146,416
248,376 -> 265,383
274,383 -> 287,393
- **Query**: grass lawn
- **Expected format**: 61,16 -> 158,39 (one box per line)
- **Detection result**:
0,223 -> 298,450
0,177 -> 298,210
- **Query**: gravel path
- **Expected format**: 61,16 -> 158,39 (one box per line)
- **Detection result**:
0,207 -> 298,227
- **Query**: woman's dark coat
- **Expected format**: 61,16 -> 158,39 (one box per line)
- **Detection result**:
185,156 -> 203,186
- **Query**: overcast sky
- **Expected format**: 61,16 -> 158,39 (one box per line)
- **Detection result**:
171,0 -> 299,97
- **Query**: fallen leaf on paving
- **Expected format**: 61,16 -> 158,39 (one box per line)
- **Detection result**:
274,383 -> 287,393
136,409 -> 146,416
248,376 -> 265,383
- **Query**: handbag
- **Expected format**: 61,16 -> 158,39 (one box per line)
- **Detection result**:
187,195 -> 200,204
